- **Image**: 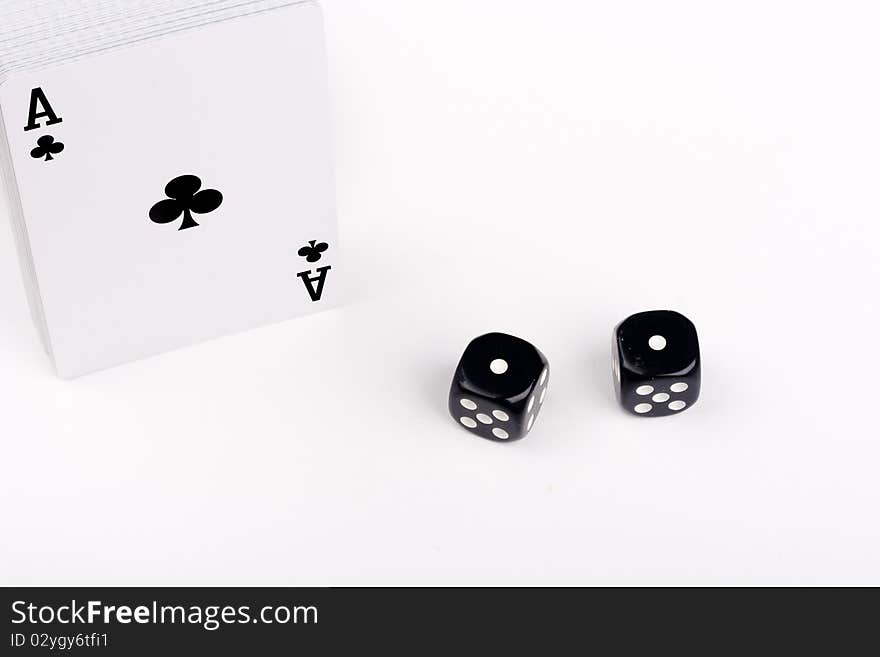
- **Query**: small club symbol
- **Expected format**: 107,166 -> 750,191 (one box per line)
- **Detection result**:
298,240 -> 329,263
149,174 -> 223,231
30,134 -> 64,161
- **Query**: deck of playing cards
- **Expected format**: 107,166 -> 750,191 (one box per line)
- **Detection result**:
0,0 -> 339,378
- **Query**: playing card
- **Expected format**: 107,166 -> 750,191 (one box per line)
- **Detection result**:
0,1 -> 340,377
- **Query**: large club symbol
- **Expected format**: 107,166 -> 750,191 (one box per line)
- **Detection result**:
149,175 -> 223,230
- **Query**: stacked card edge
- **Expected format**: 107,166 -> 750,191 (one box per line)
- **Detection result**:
0,102 -> 53,358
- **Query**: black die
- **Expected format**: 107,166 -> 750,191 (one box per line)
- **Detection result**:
449,332 -> 549,442
613,310 -> 700,417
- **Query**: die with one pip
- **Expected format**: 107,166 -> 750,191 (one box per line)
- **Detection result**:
612,310 -> 700,417
449,332 -> 549,442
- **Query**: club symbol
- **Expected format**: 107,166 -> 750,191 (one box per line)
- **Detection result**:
149,175 -> 223,230
30,134 -> 64,161
298,240 -> 329,263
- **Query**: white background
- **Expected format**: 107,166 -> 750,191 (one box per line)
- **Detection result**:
2,0 -> 879,585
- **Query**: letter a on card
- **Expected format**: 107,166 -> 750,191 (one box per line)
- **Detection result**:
297,266 -> 331,302
23,87 -> 63,131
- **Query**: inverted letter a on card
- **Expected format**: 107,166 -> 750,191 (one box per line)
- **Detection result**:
297,266 -> 331,302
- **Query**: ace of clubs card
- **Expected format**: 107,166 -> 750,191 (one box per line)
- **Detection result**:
0,2 -> 340,377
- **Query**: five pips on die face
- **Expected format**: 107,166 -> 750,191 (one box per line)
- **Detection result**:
449,310 -> 700,442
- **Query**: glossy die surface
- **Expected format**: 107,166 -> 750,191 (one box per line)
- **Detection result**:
613,310 -> 700,417
449,332 -> 549,442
